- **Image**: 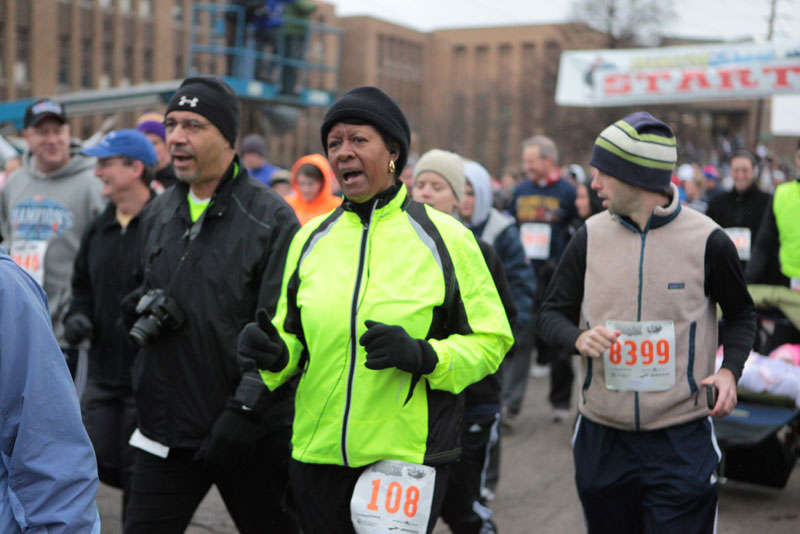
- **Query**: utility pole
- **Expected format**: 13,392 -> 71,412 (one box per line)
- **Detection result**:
752,0 -> 777,151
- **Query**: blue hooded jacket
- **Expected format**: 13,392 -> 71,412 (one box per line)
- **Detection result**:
0,248 -> 100,534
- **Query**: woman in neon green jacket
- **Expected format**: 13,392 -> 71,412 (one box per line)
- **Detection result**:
236,86 -> 513,533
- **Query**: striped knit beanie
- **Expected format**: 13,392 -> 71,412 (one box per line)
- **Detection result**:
589,111 -> 677,193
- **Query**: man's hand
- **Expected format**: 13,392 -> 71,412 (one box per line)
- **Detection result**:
193,399 -> 265,475
701,368 -> 737,418
575,326 -> 621,358
64,313 -> 93,346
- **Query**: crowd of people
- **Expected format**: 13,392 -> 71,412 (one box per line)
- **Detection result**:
0,74 -> 798,534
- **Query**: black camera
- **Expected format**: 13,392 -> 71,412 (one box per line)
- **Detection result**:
129,289 -> 185,346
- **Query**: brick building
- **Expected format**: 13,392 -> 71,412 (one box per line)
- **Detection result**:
0,0 -> 768,175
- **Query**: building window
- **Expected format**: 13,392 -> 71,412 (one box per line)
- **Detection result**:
123,45 -> 134,84
119,0 -> 132,14
173,0 -> 183,23
81,36 -> 94,87
139,0 -> 152,18
98,0 -> 112,8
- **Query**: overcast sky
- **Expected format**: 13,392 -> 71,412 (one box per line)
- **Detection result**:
327,0 -> 796,43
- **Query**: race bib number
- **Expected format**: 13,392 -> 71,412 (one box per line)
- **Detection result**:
520,223 -> 551,260
351,460 -> 436,534
603,320 -> 676,392
10,240 -> 47,286
724,227 -> 751,261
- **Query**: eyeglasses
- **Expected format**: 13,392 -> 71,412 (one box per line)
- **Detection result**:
163,118 -> 211,135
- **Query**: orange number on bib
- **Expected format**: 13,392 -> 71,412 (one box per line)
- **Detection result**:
641,340 -> 654,365
385,482 -> 402,514
624,340 -> 637,365
366,479 -> 422,517
657,339 -> 669,364
609,341 -> 622,364
404,485 -> 420,517
367,478 -> 381,511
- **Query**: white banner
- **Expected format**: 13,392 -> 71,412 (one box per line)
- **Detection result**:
556,41 -> 800,107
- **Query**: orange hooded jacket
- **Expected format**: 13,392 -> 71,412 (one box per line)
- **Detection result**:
285,154 -> 342,225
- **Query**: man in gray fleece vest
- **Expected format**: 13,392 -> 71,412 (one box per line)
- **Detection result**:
0,99 -> 104,389
538,112 -> 755,534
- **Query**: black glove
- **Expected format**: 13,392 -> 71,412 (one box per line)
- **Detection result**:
360,321 -> 438,375
64,313 -> 93,346
194,398 -> 266,474
120,287 -> 144,332
237,308 -> 289,373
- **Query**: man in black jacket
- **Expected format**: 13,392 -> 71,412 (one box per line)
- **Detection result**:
706,150 -> 771,272
122,76 -> 300,534
64,128 -> 159,524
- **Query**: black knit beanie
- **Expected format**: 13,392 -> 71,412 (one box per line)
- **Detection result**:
320,86 -> 411,176
165,76 -> 240,147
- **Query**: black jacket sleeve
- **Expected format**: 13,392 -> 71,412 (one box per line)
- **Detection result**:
477,239 -> 518,328
256,200 -> 300,318
66,220 -> 97,321
705,228 -> 756,382
537,225 -> 587,353
745,198 -> 779,284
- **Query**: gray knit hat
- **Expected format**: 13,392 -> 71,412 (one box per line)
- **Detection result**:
413,149 -> 465,201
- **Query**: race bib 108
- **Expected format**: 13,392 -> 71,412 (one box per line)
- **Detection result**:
603,320 -> 676,392
351,460 -> 436,534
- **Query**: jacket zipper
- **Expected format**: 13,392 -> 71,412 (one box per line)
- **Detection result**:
341,214 -> 372,466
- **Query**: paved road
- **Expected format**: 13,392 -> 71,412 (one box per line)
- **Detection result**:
99,370 -> 800,533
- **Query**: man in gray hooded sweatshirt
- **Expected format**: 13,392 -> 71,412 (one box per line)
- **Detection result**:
0,99 -> 104,388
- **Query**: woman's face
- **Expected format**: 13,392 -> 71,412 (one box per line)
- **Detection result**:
412,172 -> 458,215
459,181 -> 475,222
297,172 -> 323,203
575,183 -> 591,219
326,122 -> 395,203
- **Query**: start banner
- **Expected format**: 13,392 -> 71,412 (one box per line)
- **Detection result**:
556,41 -> 800,107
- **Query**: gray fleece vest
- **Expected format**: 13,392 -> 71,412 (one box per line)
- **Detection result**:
580,195 -> 720,431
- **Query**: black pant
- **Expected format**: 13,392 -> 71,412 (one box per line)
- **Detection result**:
124,425 -> 298,534
440,413 -> 499,534
290,460 -> 450,534
82,380 -> 137,519
574,416 -> 719,534
537,337 -> 574,409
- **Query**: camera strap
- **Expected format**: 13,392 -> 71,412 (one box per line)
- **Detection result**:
162,209 -> 209,296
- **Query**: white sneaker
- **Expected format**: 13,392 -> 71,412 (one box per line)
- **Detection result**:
551,408 -> 569,423
529,363 -> 550,378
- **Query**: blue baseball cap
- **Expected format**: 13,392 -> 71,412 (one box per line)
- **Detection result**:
82,129 -> 158,167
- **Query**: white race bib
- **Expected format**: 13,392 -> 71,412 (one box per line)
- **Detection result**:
351,460 -> 436,534
10,240 -> 48,286
603,320 -> 676,392
128,428 -> 170,458
520,223 -> 551,260
724,227 -> 751,261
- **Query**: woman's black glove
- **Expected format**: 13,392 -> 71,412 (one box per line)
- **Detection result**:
236,308 -> 289,373
64,313 -> 93,346
193,398 -> 265,475
360,321 -> 438,375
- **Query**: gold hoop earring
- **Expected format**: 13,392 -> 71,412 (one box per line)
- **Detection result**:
388,160 -> 396,174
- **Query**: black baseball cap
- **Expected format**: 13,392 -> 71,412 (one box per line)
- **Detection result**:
24,99 -> 67,128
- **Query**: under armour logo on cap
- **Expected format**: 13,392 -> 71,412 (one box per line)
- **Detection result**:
178,96 -> 199,107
